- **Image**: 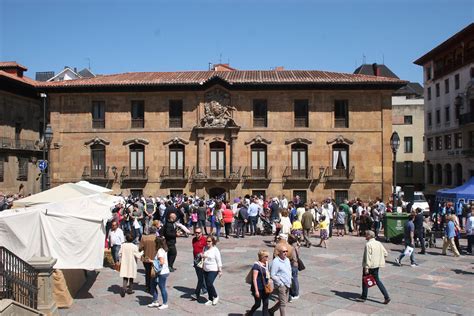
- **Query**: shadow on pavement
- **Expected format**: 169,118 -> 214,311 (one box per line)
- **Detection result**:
136,295 -> 152,306
75,271 -> 98,299
173,285 -> 195,298
331,290 -> 381,304
426,251 -> 443,256
452,268 -> 474,275
107,284 -> 122,295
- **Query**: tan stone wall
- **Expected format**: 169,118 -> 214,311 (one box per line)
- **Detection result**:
49,87 -> 393,202
0,91 -> 42,194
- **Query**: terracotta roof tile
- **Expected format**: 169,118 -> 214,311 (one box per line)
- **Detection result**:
34,69 -> 406,89
0,70 -> 37,86
0,61 -> 28,71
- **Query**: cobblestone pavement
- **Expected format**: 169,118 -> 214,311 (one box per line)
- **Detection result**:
60,232 -> 473,316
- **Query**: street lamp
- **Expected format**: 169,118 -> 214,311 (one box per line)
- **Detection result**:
44,124 -> 53,189
390,131 -> 400,212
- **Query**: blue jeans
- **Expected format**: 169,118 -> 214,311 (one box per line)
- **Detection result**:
361,268 -> 389,300
151,273 -> 169,304
111,245 -> 121,263
249,216 -> 258,235
374,221 -> 380,237
203,270 -> 218,300
194,264 -> 207,295
290,266 -> 299,297
398,242 -> 416,264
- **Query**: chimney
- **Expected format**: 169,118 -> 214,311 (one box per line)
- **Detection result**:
372,63 -> 380,76
74,67 -> 77,73
0,62 -> 27,78
275,66 -> 285,71
212,63 -> 236,71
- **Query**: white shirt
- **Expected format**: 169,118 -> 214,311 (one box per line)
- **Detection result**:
327,203 -> 334,219
109,228 -> 125,247
280,198 -> 288,209
203,246 -> 222,272
157,248 -> 170,274
466,215 -> 474,236
159,204 -> 166,217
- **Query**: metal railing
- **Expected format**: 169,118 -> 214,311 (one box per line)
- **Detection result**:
325,166 -> 355,180
253,117 -> 267,127
0,137 -> 38,151
294,117 -> 308,128
242,166 -> 272,180
131,118 -> 144,128
191,166 -> 242,180
121,166 -> 149,180
82,166 -> 109,179
160,166 -> 189,179
92,119 -> 105,129
334,118 -> 348,128
283,166 -> 313,180
169,117 -> 182,128
0,246 -> 38,310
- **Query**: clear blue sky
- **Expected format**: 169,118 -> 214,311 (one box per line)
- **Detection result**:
1,0 -> 473,83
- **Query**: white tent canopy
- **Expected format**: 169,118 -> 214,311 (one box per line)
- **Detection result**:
75,181 -> 113,194
0,194 -> 115,269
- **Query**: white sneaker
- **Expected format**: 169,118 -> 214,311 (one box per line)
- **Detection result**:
212,296 -> 219,305
147,301 -> 160,308
190,294 -> 198,300
205,300 -> 213,306
291,295 -> 300,300
158,304 -> 168,310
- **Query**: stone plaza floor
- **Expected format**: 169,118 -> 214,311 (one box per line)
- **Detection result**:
60,232 -> 473,315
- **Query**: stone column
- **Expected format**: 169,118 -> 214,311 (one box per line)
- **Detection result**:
197,136 -> 205,174
28,257 -> 58,316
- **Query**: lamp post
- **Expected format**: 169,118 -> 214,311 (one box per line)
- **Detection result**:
40,93 -> 47,191
390,131 -> 400,212
44,124 -> 53,190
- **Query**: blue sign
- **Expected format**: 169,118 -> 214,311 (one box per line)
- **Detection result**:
38,160 -> 48,171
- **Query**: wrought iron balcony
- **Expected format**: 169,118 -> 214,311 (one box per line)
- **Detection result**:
169,117 -> 182,128
121,166 -> 148,181
92,119 -> 105,129
459,112 -> 474,126
131,118 -> 144,128
242,166 -> 272,181
0,137 -> 40,151
325,166 -> 355,182
191,166 -> 242,182
253,117 -> 267,127
82,166 -> 110,181
294,117 -> 308,128
160,166 -> 189,180
282,166 -> 313,181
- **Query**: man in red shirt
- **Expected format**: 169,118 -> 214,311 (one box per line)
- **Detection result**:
191,228 -> 208,300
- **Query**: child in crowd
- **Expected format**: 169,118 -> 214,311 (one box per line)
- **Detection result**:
317,215 -> 329,248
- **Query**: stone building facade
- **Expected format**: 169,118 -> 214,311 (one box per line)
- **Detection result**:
0,62 -> 43,195
38,67 -> 405,202
414,23 -> 474,198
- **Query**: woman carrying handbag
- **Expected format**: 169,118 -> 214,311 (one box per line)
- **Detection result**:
246,250 -> 272,316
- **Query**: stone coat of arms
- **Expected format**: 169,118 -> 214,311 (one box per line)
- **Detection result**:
200,88 -> 237,127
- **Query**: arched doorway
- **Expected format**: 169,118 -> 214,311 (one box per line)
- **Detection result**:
209,187 -> 226,200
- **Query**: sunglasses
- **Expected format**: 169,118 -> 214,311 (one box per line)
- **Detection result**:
280,250 -> 288,253
195,231 -> 202,234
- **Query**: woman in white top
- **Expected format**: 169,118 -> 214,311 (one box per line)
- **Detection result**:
147,237 -> 170,310
279,209 -> 292,235
202,236 -> 222,306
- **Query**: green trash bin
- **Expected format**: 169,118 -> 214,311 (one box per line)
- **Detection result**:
383,213 -> 410,243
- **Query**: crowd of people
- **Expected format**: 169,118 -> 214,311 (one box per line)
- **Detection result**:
105,191 -> 474,314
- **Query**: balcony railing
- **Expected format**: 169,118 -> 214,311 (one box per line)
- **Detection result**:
325,166 -> 355,181
282,166 -> 313,180
160,166 -> 189,180
243,166 -> 272,180
253,117 -> 267,127
0,137 -> 39,151
169,117 -> 182,128
0,246 -> 38,310
121,166 -> 149,181
459,112 -> 474,125
335,118 -> 348,128
131,118 -> 144,128
92,119 -> 105,129
82,166 -> 109,180
294,117 -> 308,128
191,166 -> 242,181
